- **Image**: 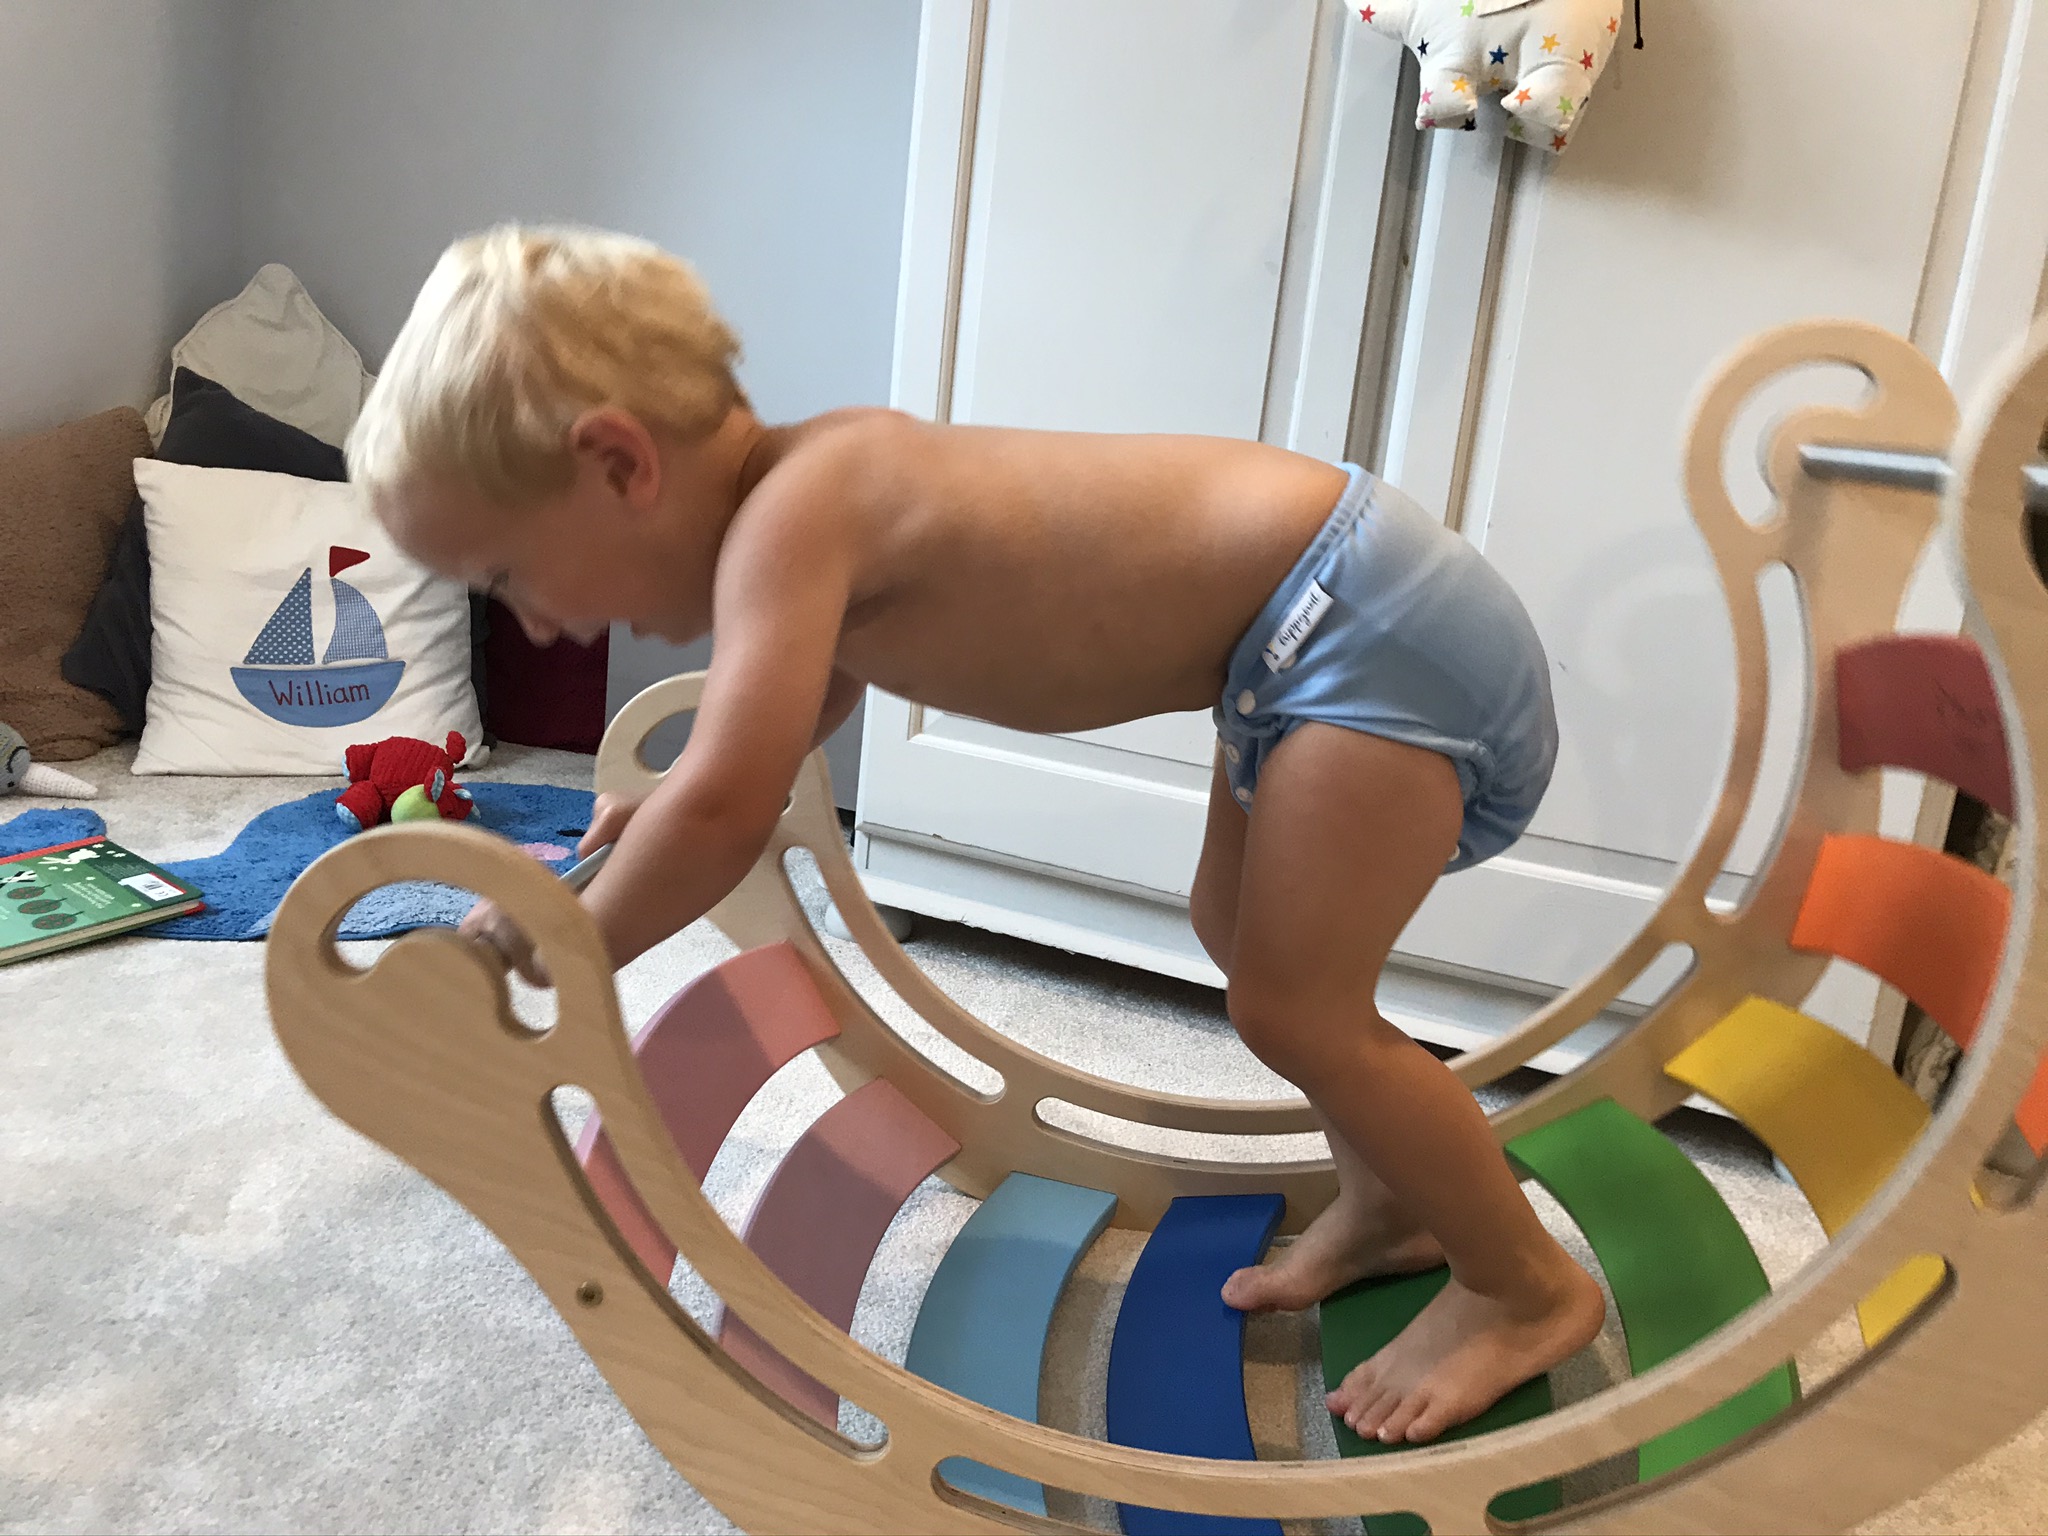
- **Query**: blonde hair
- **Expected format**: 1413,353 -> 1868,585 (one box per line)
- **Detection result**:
347,224 -> 743,505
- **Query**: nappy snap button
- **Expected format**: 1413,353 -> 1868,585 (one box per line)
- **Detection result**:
1234,786 -> 1253,805
1223,743 -> 1241,765
1235,690 -> 1257,716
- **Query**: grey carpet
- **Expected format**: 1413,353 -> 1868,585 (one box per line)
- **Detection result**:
4,744 -> 2044,1533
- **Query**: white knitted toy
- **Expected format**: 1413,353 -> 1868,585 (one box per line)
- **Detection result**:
1359,0 -> 1634,152
0,723 -> 100,799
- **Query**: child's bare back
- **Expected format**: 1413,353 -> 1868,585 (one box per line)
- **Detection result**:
736,410 -> 1348,734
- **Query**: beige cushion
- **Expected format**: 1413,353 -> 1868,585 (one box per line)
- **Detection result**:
143,265 -> 372,449
0,408 -> 151,761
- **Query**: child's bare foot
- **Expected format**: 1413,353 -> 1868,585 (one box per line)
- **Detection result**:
1220,1193 -> 1446,1313
1327,1255 -> 1605,1444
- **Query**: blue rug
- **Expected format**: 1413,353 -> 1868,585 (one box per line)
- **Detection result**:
1,786 -> 595,942
159,783 -> 596,940
0,807 -> 108,856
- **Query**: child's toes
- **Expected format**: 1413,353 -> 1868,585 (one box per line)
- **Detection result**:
1219,1265 -> 1270,1310
1327,1360 -> 1380,1416
1400,1391 -> 1459,1444
1376,1400 -> 1425,1449
1347,1386 -> 1402,1439
1376,1388 -> 1434,1444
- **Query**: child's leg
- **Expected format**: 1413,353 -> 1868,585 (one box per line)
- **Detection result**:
1217,723 -> 1603,1444
1193,755 -> 1445,1293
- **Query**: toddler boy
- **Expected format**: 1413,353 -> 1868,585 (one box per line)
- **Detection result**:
348,225 -> 1604,1445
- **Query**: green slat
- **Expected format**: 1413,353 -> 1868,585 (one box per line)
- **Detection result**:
1321,1267 -> 1559,1535
1507,1098 -> 1799,1481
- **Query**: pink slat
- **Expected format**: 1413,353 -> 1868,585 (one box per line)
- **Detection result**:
574,942 -> 842,1280
718,1077 -> 962,1426
1836,635 -> 2013,816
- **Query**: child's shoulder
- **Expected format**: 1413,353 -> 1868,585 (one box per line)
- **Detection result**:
778,405 -> 927,463
742,406 -> 932,504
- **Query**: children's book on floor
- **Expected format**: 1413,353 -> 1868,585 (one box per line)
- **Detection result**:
0,836 -> 204,966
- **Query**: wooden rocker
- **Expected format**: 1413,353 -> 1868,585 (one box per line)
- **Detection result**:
265,314 -> 2048,1534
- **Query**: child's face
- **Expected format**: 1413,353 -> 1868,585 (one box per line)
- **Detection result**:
372,409 -> 715,648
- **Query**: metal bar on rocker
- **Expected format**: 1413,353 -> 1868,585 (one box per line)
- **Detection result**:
1800,444 -> 2048,514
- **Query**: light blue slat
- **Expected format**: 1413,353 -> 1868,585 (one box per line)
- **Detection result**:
906,1174 -> 1118,1515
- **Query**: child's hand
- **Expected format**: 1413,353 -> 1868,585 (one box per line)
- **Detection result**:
460,794 -> 651,987
459,792 -> 647,985
461,897 -> 551,987
580,791 -> 646,856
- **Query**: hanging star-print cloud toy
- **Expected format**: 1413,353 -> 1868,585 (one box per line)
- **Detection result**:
1358,0 -> 1632,152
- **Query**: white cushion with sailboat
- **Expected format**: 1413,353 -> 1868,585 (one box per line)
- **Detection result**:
130,460 -> 483,776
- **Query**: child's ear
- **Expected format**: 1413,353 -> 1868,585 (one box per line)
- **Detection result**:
569,407 -> 659,503
602,442 -> 636,496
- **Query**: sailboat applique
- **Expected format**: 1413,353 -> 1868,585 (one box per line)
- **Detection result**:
231,546 -> 406,726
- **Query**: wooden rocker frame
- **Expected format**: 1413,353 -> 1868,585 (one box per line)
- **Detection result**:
265,316 -> 2048,1534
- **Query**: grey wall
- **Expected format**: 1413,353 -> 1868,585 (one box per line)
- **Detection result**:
0,0 -> 247,437
235,0 -> 925,801
0,1 -> 911,793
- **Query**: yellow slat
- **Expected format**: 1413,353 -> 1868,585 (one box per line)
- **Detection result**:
1665,997 -> 1941,1344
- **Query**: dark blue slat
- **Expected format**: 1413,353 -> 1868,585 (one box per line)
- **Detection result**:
1107,1193 -> 1286,1536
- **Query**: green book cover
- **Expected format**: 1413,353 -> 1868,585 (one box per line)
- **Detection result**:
0,835 -> 204,966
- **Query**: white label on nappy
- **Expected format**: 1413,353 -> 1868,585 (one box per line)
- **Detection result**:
1262,580 -> 1332,673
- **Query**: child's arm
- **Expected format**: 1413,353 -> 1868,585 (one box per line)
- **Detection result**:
463,656 -> 862,986
578,479 -> 856,969
575,663 -> 859,856
810,665 -> 865,751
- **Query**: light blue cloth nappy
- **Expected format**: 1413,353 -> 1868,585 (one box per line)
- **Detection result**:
1214,463 -> 1558,872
